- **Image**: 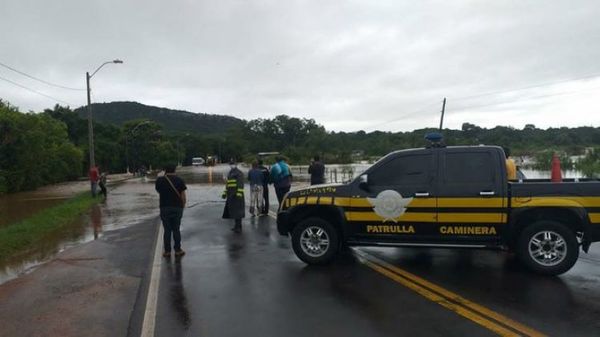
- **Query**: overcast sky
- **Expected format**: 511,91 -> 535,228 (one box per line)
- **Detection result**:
1,0 -> 599,132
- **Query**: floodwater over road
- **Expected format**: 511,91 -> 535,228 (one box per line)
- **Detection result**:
0,180 -> 89,227
0,178 -> 158,285
0,166 -> 269,286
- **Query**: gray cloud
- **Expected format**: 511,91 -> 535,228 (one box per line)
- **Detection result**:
1,0 -> 599,131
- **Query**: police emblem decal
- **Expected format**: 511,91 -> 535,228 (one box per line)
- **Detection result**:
367,190 -> 413,222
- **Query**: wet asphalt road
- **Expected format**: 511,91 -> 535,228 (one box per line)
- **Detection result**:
153,169 -> 600,337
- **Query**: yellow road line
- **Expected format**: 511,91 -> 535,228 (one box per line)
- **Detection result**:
267,211 -> 545,337
364,260 -> 521,337
355,250 -> 546,337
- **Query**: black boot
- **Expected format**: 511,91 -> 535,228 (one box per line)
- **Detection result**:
233,219 -> 242,233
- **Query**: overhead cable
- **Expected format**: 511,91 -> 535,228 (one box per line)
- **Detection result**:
453,72 -> 600,101
0,61 -> 84,91
0,75 -> 74,106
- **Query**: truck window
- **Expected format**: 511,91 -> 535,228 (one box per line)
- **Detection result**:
370,153 -> 433,186
444,152 -> 493,183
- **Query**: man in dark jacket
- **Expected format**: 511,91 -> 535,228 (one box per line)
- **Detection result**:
308,155 -> 325,185
222,159 -> 245,233
155,164 -> 187,257
258,159 -> 270,215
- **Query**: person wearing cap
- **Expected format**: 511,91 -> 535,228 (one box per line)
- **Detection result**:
222,158 -> 246,233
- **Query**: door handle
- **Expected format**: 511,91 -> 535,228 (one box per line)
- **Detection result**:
414,192 -> 430,197
480,191 -> 495,196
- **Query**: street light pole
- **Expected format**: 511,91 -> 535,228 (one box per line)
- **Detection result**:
86,71 -> 95,167
86,59 -> 123,170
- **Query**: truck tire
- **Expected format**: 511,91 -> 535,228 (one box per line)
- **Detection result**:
291,217 -> 339,265
517,220 -> 579,275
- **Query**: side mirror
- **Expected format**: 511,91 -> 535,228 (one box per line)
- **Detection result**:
359,174 -> 369,191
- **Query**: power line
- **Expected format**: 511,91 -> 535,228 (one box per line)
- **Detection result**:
358,101 -> 442,132
451,85 -> 600,113
0,75 -> 74,106
453,72 -> 600,101
0,61 -> 85,91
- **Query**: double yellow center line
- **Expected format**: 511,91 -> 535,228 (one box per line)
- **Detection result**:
267,210 -> 544,336
354,249 -> 546,337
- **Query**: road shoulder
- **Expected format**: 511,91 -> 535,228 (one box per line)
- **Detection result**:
0,217 -> 158,337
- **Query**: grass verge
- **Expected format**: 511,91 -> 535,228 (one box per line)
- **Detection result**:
0,193 -> 100,261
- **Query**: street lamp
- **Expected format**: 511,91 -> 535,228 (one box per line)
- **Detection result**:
86,59 -> 123,172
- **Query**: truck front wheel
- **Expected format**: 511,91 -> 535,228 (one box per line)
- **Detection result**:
291,217 -> 339,265
517,220 -> 579,275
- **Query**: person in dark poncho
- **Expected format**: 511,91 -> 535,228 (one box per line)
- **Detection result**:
222,159 -> 245,233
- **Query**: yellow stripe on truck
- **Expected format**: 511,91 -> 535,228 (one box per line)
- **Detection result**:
335,197 -> 437,208
438,198 -> 504,208
345,212 -> 437,223
588,213 -> 600,224
512,196 -> 600,208
438,213 -> 505,224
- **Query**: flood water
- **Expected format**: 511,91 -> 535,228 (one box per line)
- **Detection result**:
0,178 -> 157,285
0,180 -> 89,227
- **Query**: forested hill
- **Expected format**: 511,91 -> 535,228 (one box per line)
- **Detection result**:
74,101 -> 243,134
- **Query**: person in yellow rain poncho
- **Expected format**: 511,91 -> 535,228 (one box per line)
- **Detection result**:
222,159 -> 246,233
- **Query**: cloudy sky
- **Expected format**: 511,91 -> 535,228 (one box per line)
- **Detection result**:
1,0 -> 599,132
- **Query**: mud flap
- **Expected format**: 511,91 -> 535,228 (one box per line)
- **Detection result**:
582,240 -> 591,253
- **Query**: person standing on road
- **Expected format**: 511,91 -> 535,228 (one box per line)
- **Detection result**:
89,166 -> 99,197
222,159 -> 245,233
99,172 -> 108,199
270,156 -> 292,206
155,164 -> 187,258
248,161 -> 264,216
258,159 -> 270,215
308,155 -> 325,185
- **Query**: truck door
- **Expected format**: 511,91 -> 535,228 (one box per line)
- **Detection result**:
349,149 -> 437,242
436,148 -> 506,242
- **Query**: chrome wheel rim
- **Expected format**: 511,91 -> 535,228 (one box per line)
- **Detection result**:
528,231 -> 567,267
300,226 -> 330,257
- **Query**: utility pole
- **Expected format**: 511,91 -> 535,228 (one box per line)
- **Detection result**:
86,71 -> 95,168
439,97 -> 447,131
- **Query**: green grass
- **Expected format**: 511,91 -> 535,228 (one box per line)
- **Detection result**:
0,193 -> 100,261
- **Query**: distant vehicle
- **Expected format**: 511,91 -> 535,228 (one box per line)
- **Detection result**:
277,140 -> 600,275
205,156 -> 216,166
192,157 -> 205,166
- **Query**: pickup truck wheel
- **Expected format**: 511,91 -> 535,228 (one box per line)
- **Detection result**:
291,217 -> 339,265
517,220 -> 579,276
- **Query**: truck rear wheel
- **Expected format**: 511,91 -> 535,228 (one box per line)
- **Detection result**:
517,220 -> 579,275
291,217 -> 339,265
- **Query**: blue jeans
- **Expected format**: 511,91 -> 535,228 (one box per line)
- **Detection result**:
160,207 -> 184,252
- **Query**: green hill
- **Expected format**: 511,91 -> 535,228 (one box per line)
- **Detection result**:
74,101 -> 243,134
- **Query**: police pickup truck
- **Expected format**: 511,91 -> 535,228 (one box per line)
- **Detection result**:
277,142 -> 600,275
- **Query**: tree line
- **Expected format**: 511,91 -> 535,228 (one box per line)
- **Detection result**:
2,99 -> 600,194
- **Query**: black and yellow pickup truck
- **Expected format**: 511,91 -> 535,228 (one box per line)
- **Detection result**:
277,144 -> 600,275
